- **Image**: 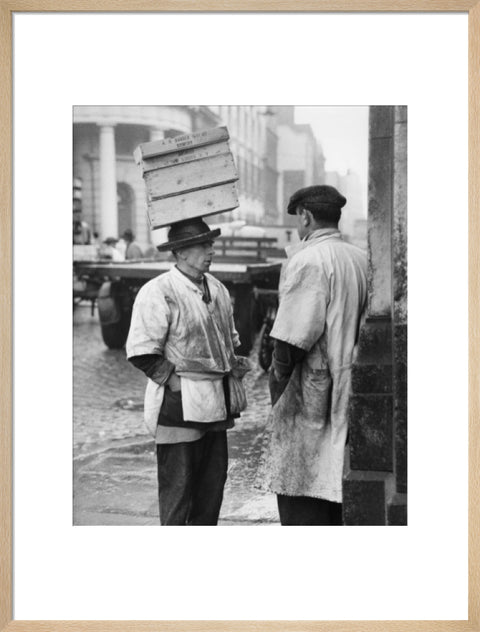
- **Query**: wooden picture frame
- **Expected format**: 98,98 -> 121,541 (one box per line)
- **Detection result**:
1,2 -> 478,630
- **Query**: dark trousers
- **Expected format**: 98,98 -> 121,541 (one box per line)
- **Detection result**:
277,494 -> 343,526
156,431 -> 228,525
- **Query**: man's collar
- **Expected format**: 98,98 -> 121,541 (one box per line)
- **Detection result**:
285,228 -> 341,259
173,266 -> 212,304
304,227 -> 340,242
175,265 -> 204,286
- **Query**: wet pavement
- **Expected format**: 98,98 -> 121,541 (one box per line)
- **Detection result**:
73,303 -> 279,526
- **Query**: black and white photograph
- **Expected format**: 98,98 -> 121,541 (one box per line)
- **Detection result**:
72,105 -> 407,527
9,7 -> 473,625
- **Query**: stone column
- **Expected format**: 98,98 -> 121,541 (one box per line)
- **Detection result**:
343,106 -> 407,526
98,124 -> 118,238
391,107 -> 408,523
367,107 -> 393,317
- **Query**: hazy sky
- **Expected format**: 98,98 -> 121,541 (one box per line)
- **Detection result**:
295,106 -> 369,181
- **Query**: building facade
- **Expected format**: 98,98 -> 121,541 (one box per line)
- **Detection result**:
275,106 -> 326,227
73,106 -> 220,247
73,105 -> 326,249
325,169 -> 366,247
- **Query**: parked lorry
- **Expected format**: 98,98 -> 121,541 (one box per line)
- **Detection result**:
73,235 -> 282,358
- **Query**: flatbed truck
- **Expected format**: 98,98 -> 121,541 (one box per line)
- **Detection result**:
74,241 -> 282,358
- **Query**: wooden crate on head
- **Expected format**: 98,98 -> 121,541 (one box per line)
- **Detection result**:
77,127 -> 281,357
133,126 -> 239,230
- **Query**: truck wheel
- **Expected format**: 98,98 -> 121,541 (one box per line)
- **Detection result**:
100,320 -> 130,349
97,281 -> 132,349
258,321 -> 274,372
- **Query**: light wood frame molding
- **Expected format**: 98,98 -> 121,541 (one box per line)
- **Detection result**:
1,2 -> 478,630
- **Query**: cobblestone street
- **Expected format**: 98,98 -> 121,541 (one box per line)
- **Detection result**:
73,302 -> 278,525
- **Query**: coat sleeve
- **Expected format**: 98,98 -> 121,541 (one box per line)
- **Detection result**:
269,339 -> 307,405
128,353 -> 175,386
126,284 -> 172,359
270,253 -> 330,351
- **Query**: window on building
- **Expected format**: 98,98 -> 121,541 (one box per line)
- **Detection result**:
246,150 -> 253,197
283,170 -> 305,226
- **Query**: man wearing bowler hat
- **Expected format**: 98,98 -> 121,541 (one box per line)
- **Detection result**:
126,218 -> 249,526
258,185 -> 367,525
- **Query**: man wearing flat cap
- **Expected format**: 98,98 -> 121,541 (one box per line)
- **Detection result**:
259,185 -> 367,525
126,218 -> 249,525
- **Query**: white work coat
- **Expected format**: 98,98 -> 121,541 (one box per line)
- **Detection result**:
259,229 -> 367,503
126,266 -> 245,433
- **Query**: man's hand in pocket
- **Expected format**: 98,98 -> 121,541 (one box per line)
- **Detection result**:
167,372 -> 181,392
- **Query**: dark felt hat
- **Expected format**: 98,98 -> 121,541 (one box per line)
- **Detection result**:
287,185 -> 347,218
156,218 -> 221,252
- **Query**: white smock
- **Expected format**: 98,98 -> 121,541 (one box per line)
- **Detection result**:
258,229 -> 367,503
126,266 -> 246,436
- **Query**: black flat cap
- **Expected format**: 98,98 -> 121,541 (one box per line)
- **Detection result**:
287,184 -> 347,215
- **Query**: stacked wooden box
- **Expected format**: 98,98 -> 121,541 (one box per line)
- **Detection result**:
134,126 -> 239,230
